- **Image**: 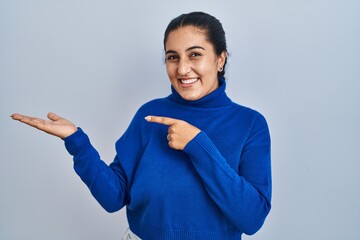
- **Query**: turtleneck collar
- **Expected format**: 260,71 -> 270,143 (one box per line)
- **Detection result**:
168,77 -> 232,109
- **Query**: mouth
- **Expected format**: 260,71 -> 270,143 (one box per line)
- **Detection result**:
179,77 -> 199,86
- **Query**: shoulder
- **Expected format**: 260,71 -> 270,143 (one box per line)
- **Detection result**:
225,103 -> 270,142
135,97 -> 170,116
139,97 -> 169,110
115,97 -> 169,144
127,97 -> 171,125
230,102 -> 268,123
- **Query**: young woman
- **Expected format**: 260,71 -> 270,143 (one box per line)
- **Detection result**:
11,12 -> 271,240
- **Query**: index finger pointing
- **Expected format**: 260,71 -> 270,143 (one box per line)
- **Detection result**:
145,116 -> 178,126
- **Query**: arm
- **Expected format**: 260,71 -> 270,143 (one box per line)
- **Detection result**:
64,128 -> 128,212
184,115 -> 271,235
146,114 -> 271,235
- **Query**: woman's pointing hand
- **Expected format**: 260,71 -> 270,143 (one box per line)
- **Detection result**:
145,115 -> 201,150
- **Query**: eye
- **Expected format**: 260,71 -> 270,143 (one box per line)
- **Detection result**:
166,55 -> 178,61
190,52 -> 201,58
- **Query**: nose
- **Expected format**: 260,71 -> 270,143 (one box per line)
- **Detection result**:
177,58 -> 191,75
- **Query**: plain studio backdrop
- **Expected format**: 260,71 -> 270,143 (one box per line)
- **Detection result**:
1,1 -> 359,239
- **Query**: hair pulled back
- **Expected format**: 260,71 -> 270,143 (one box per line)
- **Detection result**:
164,12 -> 228,78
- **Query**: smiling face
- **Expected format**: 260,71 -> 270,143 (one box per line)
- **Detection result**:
165,26 -> 226,101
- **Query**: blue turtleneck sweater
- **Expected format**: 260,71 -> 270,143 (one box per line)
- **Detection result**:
64,79 -> 271,239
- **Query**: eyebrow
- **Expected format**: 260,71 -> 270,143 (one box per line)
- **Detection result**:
165,46 -> 205,55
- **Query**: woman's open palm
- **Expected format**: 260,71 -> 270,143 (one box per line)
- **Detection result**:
11,112 -> 77,139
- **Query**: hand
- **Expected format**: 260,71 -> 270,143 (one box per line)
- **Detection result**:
145,115 -> 201,150
11,112 -> 77,139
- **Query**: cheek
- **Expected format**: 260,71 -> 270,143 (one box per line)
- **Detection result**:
165,64 -> 173,78
196,61 -> 217,75
166,62 -> 177,72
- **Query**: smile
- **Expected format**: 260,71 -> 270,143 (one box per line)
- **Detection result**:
180,78 -> 199,84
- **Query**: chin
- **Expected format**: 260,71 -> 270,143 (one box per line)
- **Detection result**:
180,93 -> 201,101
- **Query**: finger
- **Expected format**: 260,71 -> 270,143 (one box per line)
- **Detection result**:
10,113 -> 26,120
21,116 -> 46,127
145,116 -> 179,126
11,113 -> 47,128
47,112 -> 61,121
11,113 -> 36,123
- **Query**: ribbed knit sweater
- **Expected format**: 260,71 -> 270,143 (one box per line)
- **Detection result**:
64,78 -> 272,239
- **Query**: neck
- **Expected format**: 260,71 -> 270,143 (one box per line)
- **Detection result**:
169,77 -> 232,109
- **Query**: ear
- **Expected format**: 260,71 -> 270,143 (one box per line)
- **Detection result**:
217,51 -> 227,70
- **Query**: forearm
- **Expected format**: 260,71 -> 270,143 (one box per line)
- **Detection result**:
184,131 -> 271,235
64,128 -> 127,212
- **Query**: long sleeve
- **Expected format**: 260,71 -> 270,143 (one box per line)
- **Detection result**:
183,114 -> 271,235
64,128 -> 128,212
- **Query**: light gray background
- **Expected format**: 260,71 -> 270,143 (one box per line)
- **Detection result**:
1,1 -> 359,239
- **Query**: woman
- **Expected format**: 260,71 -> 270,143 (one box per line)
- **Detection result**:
11,12 -> 271,239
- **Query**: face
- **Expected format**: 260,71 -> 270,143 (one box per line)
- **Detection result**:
165,26 -> 226,101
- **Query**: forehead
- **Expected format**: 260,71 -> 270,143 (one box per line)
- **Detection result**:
165,26 -> 211,51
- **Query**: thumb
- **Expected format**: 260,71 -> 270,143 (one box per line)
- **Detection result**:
47,112 -> 61,121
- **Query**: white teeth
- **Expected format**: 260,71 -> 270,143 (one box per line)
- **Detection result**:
180,78 -> 198,84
